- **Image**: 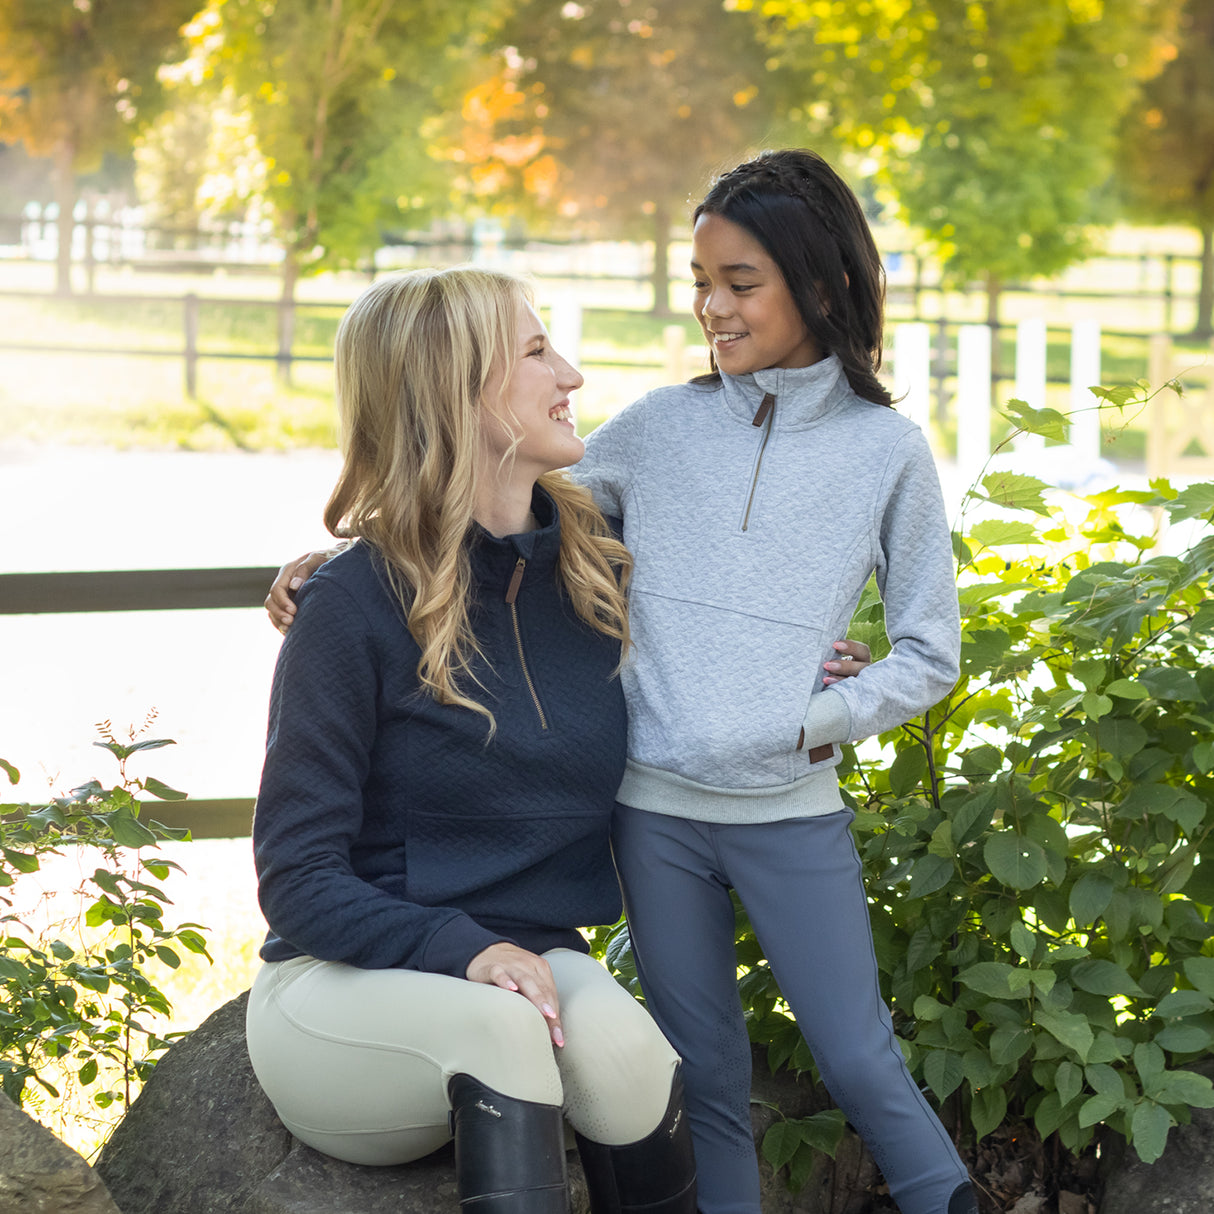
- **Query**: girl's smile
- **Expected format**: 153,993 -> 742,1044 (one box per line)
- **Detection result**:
691,213 -> 823,374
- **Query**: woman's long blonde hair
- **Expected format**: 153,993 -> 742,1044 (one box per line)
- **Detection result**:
323,266 -> 632,730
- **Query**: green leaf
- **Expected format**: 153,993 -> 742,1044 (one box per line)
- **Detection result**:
77,1058 -> 98,1086
1035,1008 -> 1094,1061
1055,1060 -> 1083,1108
1137,666 -> 1201,701
924,1048 -> 965,1101
989,1025 -> 1033,1066
2,848 -> 40,874
796,1109 -> 847,1157
1078,1091 -> 1122,1128
889,745 -> 928,797
103,808 -> 157,849
1082,692 -> 1113,720
1165,482 -> 1214,523
1071,960 -> 1146,998
971,1084 -> 1008,1140
1105,678 -> 1148,701
978,470 -> 1051,516
1154,1023 -> 1212,1053
141,777 -> 188,802
1147,1069 -> 1214,1108
1001,400 -> 1070,442
0,759 -> 18,784
1010,921 -> 1037,960
968,519 -> 1041,549
984,832 -> 1047,890
762,1121 -> 806,1171
1130,1100 -> 1173,1164
958,961 -> 1030,999
1153,991 -> 1212,1018
908,854 -> 954,899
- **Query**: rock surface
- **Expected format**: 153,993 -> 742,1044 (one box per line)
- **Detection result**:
95,990 -> 874,1213
0,1093 -> 122,1214
1098,1066 -> 1214,1214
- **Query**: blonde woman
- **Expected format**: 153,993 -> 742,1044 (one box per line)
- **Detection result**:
246,267 -> 696,1213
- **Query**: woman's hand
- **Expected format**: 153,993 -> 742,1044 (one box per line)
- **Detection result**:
466,943 -> 565,1048
822,639 -> 872,685
265,550 -> 337,633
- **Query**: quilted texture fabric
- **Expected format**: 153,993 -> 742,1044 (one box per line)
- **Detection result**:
576,354 -> 960,822
253,489 -> 627,978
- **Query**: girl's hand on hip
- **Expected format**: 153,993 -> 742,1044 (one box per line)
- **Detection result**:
466,943 -> 565,1048
823,639 -> 872,685
264,549 -> 338,633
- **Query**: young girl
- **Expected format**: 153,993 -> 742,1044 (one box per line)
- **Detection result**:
574,149 -> 977,1214
266,151 -> 978,1214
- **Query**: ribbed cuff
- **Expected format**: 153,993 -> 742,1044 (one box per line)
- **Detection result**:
800,688 -> 853,752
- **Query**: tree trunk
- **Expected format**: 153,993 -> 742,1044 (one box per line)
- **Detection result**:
984,272 -> 1002,397
53,139 -> 77,296
650,203 -> 673,318
1195,224 -> 1213,340
277,251 -> 299,387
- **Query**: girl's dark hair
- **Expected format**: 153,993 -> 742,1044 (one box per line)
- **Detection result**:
694,148 -> 892,407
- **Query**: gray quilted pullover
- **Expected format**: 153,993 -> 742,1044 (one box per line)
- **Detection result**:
575,354 -> 960,824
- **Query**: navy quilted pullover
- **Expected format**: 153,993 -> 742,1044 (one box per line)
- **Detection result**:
253,488 -> 627,978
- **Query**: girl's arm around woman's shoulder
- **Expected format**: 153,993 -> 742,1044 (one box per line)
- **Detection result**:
253,556 -> 506,977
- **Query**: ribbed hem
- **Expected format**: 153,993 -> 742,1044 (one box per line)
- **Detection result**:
616,762 -> 844,824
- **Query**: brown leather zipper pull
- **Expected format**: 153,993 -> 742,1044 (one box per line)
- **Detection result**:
751,393 -> 774,427
505,557 -> 525,604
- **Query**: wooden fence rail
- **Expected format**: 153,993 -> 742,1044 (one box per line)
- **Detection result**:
1,566 -> 277,837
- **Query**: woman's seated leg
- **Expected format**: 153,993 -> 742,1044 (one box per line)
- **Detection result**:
245,956 -> 562,1166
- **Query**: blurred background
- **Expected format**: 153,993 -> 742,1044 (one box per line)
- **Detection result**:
1,0 -> 1212,1149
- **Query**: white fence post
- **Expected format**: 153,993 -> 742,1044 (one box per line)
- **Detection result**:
1014,318 -> 1047,451
548,292 -> 582,367
1069,319 -> 1102,462
894,322 -> 932,432
956,324 -> 992,483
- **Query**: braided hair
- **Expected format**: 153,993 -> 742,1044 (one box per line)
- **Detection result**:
694,149 -> 891,408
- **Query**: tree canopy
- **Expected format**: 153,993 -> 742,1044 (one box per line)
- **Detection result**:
0,0 -> 198,290
183,0 -> 487,305
744,0 -> 1182,322
1118,0 -> 1214,337
450,0 -> 791,313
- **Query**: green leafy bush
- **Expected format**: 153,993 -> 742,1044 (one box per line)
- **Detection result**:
0,720 -> 212,1113
594,385 -> 1214,1191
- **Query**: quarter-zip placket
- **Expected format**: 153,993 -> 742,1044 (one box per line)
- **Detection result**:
741,392 -> 776,531
505,557 -> 548,730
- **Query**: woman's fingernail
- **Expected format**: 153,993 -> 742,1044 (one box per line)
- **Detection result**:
552,1028 -> 564,1047
542,1003 -> 556,1018
289,577 -> 303,589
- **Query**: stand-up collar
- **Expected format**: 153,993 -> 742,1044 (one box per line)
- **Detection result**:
721,354 -> 849,430
468,484 -> 562,594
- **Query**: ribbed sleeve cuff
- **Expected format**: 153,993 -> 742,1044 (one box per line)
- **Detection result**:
800,688 -> 853,752
420,914 -> 509,979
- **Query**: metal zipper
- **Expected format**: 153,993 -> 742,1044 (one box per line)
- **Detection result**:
504,557 -> 548,730
741,393 -> 776,532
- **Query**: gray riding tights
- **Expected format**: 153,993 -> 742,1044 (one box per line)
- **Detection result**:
612,805 -> 971,1214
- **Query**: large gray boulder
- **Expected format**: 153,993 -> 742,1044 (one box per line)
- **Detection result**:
96,991 -> 878,1214
0,1092 -> 121,1214
1098,1065 -> 1214,1214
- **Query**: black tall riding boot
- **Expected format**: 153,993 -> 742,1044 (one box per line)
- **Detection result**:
574,1065 -> 697,1214
448,1073 -> 570,1212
